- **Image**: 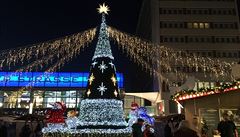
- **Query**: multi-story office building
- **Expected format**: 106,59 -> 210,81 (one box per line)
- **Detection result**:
136,0 -> 240,114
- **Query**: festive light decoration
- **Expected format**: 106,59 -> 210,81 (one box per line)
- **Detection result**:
98,61 -> 108,73
128,102 -> 155,127
65,110 -> 80,129
6,2 -> 238,136
78,99 -> 128,127
97,3 -> 110,14
111,75 -> 117,86
172,81 -> 240,101
77,3 -> 131,137
42,128 -> 132,137
89,73 -> 95,85
108,26 -> 236,83
92,61 -> 98,68
92,12 -> 114,60
109,61 -> 115,68
87,89 -> 91,97
45,102 -> 66,124
97,82 -> 108,96
0,28 -> 96,72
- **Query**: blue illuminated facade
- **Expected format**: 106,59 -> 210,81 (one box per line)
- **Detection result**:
0,72 -> 124,88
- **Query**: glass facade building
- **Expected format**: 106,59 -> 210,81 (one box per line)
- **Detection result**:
0,72 -> 124,109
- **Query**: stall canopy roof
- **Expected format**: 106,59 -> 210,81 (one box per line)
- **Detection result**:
125,92 -> 161,103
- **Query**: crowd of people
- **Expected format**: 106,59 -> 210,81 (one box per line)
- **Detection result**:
132,112 -> 239,137
0,120 -> 43,137
132,118 -> 155,137
0,112 -> 238,137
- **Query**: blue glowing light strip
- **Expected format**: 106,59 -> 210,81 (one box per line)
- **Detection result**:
0,72 -> 124,88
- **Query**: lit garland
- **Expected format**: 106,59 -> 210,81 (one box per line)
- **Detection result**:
108,26 -> 236,82
42,99 -> 132,136
172,81 -> 240,101
4,28 -> 96,98
78,99 -> 129,127
0,28 -> 96,72
42,128 -> 132,137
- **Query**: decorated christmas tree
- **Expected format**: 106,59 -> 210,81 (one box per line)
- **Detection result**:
77,3 -> 131,136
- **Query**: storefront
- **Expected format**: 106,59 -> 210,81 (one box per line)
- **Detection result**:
0,72 -> 124,109
178,90 -> 240,136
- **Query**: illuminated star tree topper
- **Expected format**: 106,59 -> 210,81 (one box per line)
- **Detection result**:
97,3 -> 110,14
92,3 -> 114,60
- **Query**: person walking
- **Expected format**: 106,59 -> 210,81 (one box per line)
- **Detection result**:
19,123 -> 32,137
218,113 -> 238,137
132,118 -> 144,137
0,121 -> 8,137
173,120 -> 199,137
143,124 -> 155,137
164,120 -> 173,137
34,122 -> 42,137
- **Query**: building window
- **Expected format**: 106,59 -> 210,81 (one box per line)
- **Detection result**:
193,23 -> 199,28
222,52 -> 226,57
234,53 -> 238,58
199,23 -> 204,28
187,23 -> 193,28
228,53 -> 232,58
204,23 -> 210,28
180,38 -> 185,43
175,38 -> 179,42
208,52 -> 212,57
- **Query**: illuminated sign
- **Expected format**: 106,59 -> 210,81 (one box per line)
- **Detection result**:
0,72 -> 124,88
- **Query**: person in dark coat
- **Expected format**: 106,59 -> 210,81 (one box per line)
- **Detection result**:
132,118 -> 144,137
218,113 -> 238,137
173,120 -> 199,137
143,124 -> 155,137
164,120 -> 172,137
20,124 -> 32,137
34,122 -> 43,137
0,121 -> 8,137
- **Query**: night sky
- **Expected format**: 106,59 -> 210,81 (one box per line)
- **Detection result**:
0,0 -> 153,91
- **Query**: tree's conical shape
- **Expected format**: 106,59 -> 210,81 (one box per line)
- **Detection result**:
83,14 -> 120,100
78,13 -> 131,135
92,14 -> 114,60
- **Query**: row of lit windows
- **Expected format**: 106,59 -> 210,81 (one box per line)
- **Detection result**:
160,22 -> 239,29
187,22 -> 210,29
160,36 -> 240,43
159,8 -> 236,15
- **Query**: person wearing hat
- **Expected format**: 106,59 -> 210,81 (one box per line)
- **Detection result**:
217,113 -> 238,137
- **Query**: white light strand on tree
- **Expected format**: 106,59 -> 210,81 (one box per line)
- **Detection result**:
92,14 -> 114,60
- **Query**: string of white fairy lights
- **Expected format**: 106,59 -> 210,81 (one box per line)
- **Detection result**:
0,25 -> 236,87
1,28 -> 96,72
108,26 -> 235,82
3,28 -> 96,99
